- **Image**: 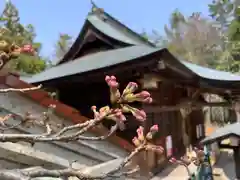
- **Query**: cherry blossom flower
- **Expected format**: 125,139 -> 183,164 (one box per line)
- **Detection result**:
146,125 -> 159,140
106,109 -> 126,130
136,126 -> 145,141
132,136 -> 141,147
169,157 -> 178,163
122,82 -> 138,95
150,125 -> 159,132
120,104 -> 147,121
123,90 -> 152,103
105,75 -> 120,103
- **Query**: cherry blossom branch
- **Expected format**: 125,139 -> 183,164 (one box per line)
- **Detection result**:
0,126 -> 162,180
0,84 -> 42,93
0,146 -> 145,180
0,76 -> 153,143
0,122 -> 118,143
107,145 -> 145,176
0,75 -> 160,179
169,147 -> 206,178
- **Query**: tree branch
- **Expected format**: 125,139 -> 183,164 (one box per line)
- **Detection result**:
0,146 -> 144,180
0,85 -> 42,93
0,122 -> 117,143
0,75 -> 159,179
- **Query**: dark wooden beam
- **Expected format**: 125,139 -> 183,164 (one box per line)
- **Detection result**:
145,101 -> 232,113
218,142 -> 235,149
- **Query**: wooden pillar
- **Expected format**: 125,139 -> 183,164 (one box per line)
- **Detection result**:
140,74 -> 163,171
233,147 -> 240,179
233,102 -> 240,179
234,101 -> 240,122
180,107 -> 192,153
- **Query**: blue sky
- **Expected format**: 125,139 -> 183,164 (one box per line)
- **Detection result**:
0,0 -> 212,58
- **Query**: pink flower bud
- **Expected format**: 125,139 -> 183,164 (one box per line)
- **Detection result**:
146,132 -> 153,140
124,90 -> 152,103
150,125 -> 159,132
136,126 -> 144,141
169,157 -> 177,163
21,44 -> 34,53
133,109 -> 146,121
142,97 -> 153,103
105,76 -> 118,87
132,137 -> 141,146
139,91 -> 151,98
106,109 -> 126,130
91,106 -> 97,110
105,75 -> 120,103
99,106 -> 111,117
105,76 -> 111,82
123,82 -> 138,95
109,81 -> 118,88
110,75 -> 116,81
137,126 -> 144,136
116,112 -> 126,121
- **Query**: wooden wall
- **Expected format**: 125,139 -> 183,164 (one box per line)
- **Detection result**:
57,80 -> 141,145
143,80 -> 205,170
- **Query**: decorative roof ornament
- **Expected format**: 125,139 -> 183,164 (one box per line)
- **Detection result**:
90,0 -> 104,14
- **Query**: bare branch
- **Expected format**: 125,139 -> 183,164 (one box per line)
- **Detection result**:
54,120 -> 90,137
0,85 -> 42,93
106,145 -> 145,176
0,122 -> 117,143
0,75 -> 159,179
0,146 -> 144,180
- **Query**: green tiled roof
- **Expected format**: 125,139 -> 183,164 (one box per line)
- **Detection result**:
20,44 -> 240,85
201,122 -> 240,144
181,61 -> 240,81
56,10 -> 155,65
20,46 -> 163,83
88,14 -> 148,45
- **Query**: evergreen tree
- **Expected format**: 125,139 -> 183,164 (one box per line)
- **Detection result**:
209,0 -> 240,72
54,33 -> 72,60
0,0 -> 46,74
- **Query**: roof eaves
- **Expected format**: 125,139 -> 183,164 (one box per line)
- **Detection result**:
180,60 -> 240,81
201,122 -> 240,144
201,133 -> 240,145
21,46 -> 164,84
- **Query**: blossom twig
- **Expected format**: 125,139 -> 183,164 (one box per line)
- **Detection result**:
0,85 -> 42,93
0,75 -> 159,179
0,146 -> 144,180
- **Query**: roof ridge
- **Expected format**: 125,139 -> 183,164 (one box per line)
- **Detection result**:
88,4 -> 155,47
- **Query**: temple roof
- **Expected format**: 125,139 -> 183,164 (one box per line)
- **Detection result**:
21,46 -> 164,84
56,6 -> 155,65
180,61 -> 240,81
20,4 -> 240,92
87,14 -> 150,45
21,45 -> 240,86
201,122 -> 240,144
